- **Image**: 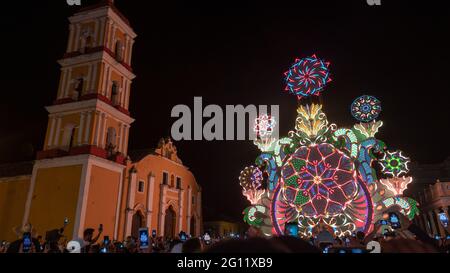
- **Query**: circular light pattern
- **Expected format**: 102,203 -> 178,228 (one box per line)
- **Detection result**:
281,143 -> 358,217
350,95 -> 382,122
239,166 -> 263,191
243,205 -> 267,227
254,115 -> 276,138
379,150 -> 410,177
284,55 -> 331,99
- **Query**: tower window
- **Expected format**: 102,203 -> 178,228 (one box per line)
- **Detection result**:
138,180 -> 145,193
176,177 -> 181,189
170,175 -> 175,187
106,127 -> 117,152
61,123 -> 76,151
115,40 -> 123,62
74,78 -> 84,99
162,172 -> 168,185
111,81 -> 120,105
192,196 -> 196,205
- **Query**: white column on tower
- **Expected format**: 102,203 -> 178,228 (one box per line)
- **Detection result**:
124,80 -> 130,109
84,111 -> 92,144
67,24 -> 75,52
100,113 -> 108,148
64,68 -> 73,98
108,23 -> 116,50
47,116 -> 56,148
89,63 -> 98,93
117,123 -> 123,153
93,111 -> 101,146
57,69 -> 67,99
77,112 -> 85,145
74,24 -> 81,52
93,19 -> 100,47
99,17 -> 106,47
123,125 -> 130,155
127,39 -> 135,64
120,77 -> 125,107
124,35 -> 130,63
104,66 -> 112,98
85,65 -> 92,96
53,116 -> 62,147
106,20 -> 113,50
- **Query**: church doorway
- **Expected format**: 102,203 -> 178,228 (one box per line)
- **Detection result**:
164,206 -> 176,238
131,210 -> 144,239
190,216 -> 196,236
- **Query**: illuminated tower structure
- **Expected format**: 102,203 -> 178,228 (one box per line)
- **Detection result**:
23,0 -> 137,240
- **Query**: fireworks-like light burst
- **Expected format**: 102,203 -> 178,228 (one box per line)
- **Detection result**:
351,95 -> 382,122
380,150 -> 410,177
254,115 -> 276,138
284,55 -> 331,99
239,166 -> 266,204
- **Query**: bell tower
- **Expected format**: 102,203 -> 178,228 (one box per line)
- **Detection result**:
23,0 -> 137,240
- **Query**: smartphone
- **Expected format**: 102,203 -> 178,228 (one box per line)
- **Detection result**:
99,224 -> 103,232
22,232 -> 32,253
350,248 -> 367,253
328,247 -> 367,253
139,228 -> 149,249
389,213 -> 401,229
319,242 -> 334,253
152,229 -> 157,238
103,236 -> 110,246
435,235 -> 441,240
64,217 -> 69,225
100,247 -> 107,253
379,220 -> 388,225
180,231 -> 187,242
284,222 -> 299,237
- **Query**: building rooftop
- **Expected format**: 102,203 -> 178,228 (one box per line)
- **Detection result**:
0,161 -> 33,178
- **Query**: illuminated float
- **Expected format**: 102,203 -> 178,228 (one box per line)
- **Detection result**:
240,55 -> 419,237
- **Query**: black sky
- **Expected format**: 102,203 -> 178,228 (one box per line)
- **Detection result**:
1,0 -> 449,221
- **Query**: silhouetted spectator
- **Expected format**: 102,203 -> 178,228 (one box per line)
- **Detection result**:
270,236 -> 321,253
182,238 -> 202,253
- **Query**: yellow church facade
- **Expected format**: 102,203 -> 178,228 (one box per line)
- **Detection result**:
0,0 -> 202,242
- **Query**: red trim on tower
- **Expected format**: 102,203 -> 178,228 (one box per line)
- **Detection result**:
52,94 -> 131,116
37,145 -> 126,165
62,46 -> 133,73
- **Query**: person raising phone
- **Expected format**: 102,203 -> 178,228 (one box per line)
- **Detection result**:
81,224 -> 103,253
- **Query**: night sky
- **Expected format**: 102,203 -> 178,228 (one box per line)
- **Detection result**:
1,0 -> 449,221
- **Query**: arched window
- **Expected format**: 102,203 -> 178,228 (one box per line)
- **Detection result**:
115,40 -> 123,62
106,127 -> 117,151
61,123 -> 76,151
111,81 -> 120,105
79,27 -> 95,53
73,77 -> 84,99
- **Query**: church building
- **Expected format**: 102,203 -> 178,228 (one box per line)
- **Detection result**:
0,0 -> 202,242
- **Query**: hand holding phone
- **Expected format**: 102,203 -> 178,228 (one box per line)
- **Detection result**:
139,228 -> 149,249
22,232 -> 32,253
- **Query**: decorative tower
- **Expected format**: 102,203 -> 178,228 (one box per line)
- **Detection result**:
23,0 -> 137,240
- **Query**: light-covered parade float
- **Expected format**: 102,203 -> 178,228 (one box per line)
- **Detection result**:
240,55 -> 419,238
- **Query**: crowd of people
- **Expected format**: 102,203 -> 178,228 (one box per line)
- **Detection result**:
0,222 -> 448,253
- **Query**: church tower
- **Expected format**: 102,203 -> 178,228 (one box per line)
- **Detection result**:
23,0 -> 137,240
